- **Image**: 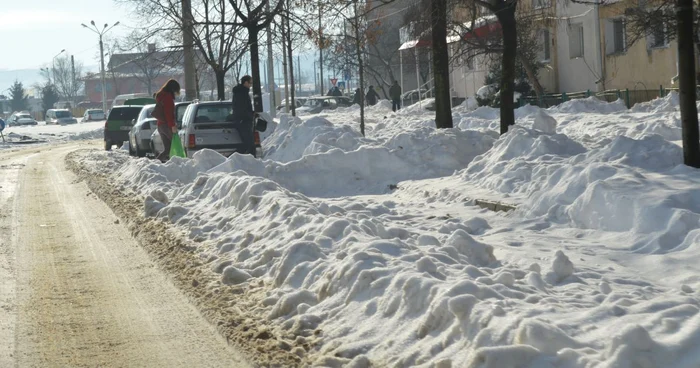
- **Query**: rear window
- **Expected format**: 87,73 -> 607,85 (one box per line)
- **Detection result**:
56,111 -> 72,118
108,107 -> 142,121
89,111 -> 104,116
176,104 -> 189,123
194,105 -> 231,123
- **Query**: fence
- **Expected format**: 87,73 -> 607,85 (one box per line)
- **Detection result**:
519,85 -> 700,109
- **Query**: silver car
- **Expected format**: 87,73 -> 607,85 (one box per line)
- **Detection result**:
128,104 -> 156,157
46,109 -> 78,125
150,101 -> 191,156
151,101 -> 267,158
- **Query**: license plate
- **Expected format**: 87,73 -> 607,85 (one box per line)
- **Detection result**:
120,126 -> 131,130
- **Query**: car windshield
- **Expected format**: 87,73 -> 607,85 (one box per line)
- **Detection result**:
108,107 -> 142,121
56,111 -> 72,118
89,111 -> 104,116
194,105 -> 231,123
304,99 -> 323,107
18,114 -> 31,119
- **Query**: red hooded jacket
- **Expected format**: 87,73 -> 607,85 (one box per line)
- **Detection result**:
156,91 -> 176,128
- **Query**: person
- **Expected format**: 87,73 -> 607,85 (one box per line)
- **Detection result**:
389,80 -> 402,112
155,79 -> 180,162
330,86 -> 342,97
365,85 -> 379,106
352,88 -> 362,105
231,75 -> 256,157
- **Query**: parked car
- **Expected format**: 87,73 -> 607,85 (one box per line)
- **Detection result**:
7,112 -> 38,126
150,101 -> 192,156
276,97 -> 307,112
81,109 -> 106,122
297,96 -> 351,114
128,104 -> 156,157
151,101 -> 268,159
402,89 -> 429,105
104,105 -> 145,151
46,109 -> 78,125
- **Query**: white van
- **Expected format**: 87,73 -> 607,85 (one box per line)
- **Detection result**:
112,93 -> 151,109
46,109 -> 78,125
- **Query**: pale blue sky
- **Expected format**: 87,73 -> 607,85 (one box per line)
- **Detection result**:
0,0 -> 133,71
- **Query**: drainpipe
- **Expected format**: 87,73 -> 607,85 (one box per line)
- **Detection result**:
672,47 -> 680,84
594,3 -> 605,91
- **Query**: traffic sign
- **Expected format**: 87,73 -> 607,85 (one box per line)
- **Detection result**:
330,78 -> 338,86
0,118 -> 5,132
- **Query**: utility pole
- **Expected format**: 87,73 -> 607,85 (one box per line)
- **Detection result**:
297,55 -> 301,93
677,0 -> 700,167
266,1 -> 276,117
318,2 -> 324,96
282,18 -> 289,114
71,55 -> 76,104
285,0 -> 296,116
82,21 -> 118,113
182,0 -> 197,100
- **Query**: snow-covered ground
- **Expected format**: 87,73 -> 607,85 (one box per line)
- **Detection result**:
73,94 -> 700,367
0,121 -> 104,149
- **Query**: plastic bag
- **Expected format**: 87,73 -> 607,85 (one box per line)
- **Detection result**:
170,135 -> 186,158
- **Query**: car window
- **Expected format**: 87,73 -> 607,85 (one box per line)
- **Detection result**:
18,114 -> 31,119
108,107 -> 142,121
56,111 -> 72,118
194,105 -> 231,123
176,104 -> 189,123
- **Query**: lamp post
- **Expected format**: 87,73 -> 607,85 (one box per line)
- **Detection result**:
81,20 -> 120,113
51,49 -> 65,85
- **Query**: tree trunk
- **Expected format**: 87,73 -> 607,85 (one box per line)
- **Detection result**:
249,28 -> 264,113
431,0 -> 453,129
282,21 -> 290,113
496,2 -> 517,135
353,0 -> 365,136
286,4 -> 297,116
519,53 -> 544,100
215,69 -> 227,100
677,0 -> 700,167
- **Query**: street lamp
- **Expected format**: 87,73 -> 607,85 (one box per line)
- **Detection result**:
81,20 -> 120,113
51,49 -> 65,85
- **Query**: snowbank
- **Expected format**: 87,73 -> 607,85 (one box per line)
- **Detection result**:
72,94 -> 700,367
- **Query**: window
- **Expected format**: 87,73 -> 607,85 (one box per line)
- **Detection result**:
605,18 -> 626,54
533,0 -> 550,8
539,29 -> 551,62
648,18 -> 668,48
569,23 -> 584,58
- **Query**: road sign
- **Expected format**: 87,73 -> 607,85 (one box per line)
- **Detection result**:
330,78 -> 338,86
337,81 -> 345,90
344,70 -> 351,81
0,118 -> 5,132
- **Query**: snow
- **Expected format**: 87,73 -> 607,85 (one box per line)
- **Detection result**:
73,92 -> 700,367
0,120 -> 104,149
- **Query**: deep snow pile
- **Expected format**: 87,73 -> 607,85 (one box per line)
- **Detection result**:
76,93 -> 700,367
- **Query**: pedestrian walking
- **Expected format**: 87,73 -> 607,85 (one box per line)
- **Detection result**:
231,75 -> 257,157
153,79 -> 180,162
389,80 -> 402,112
365,86 -> 379,106
352,88 -> 362,105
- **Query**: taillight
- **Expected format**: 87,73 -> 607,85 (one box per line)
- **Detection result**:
188,134 -> 196,148
254,131 -> 261,145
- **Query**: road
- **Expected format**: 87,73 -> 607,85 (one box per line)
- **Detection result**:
0,142 -> 250,367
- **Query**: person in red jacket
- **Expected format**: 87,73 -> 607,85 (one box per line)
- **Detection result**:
155,79 -> 180,162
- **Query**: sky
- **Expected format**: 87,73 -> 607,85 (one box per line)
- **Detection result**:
0,0 -> 133,71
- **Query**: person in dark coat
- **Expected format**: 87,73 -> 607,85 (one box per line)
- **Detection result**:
330,86 -> 342,97
154,79 -> 180,162
231,75 -> 256,157
352,88 -> 362,105
389,80 -> 402,112
365,86 -> 379,106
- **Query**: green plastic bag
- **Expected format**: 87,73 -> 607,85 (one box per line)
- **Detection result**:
169,135 -> 186,158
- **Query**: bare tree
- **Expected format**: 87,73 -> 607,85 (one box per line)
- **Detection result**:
117,0 -> 249,100
52,54 -> 84,103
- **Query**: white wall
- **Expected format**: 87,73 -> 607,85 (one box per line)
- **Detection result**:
556,3 -> 603,93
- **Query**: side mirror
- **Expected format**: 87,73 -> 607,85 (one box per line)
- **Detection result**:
255,118 -> 268,132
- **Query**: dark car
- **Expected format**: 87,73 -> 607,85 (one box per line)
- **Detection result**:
104,105 -> 144,150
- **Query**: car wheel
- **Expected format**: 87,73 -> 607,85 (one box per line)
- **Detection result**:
105,140 -> 112,151
136,142 -> 146,158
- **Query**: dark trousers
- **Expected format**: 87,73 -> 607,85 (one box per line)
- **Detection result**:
235,120 -> 256,157
392,99 -> 401,112
157,124 -> 173,162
